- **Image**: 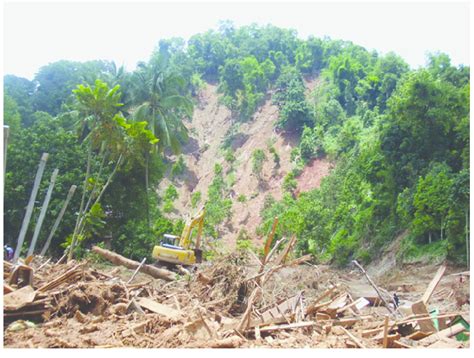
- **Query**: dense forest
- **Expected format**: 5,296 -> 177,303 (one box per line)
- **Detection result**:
3,23 -> 470,266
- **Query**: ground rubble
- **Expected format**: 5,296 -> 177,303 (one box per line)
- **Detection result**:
3,240 -> 470,348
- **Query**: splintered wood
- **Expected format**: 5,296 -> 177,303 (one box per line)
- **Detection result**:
3,251 -> 470,348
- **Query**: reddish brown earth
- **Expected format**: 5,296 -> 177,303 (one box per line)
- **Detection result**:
157,77 -> 330,248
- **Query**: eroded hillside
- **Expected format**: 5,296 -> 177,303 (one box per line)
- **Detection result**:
158,79 -> 332,248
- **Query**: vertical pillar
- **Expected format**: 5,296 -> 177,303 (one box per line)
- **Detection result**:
13,153 -> 49,262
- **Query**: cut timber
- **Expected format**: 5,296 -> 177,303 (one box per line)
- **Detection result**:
8,264 -> 34,287
340,326 -> 366,348
37,264 -> 83,292
4,283 -> 14,294
194,336 -> 243,348
417,323 -> 466,346
274,235 -> 297,266
333,315 -> 373,327
406,331 -> 430,341
257,321 -> 317,332
337,297 -> 370,314
263,217 -> 278,260
136,297 -> 181,319
382,316 -> 389,348
422,265 -> 446,304
249,292 -> 301,328
91,246 -> 175,281
411,300 -> 436,333
427,337 -> 463,348
392,340 -> 412,348
4,285 -> 36,310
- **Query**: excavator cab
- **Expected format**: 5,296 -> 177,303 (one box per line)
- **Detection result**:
152,207 -> 205,266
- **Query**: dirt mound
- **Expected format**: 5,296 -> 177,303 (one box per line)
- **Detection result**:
55,281 -> 127,317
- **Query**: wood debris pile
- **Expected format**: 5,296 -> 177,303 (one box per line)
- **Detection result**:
3,242 -> 470,348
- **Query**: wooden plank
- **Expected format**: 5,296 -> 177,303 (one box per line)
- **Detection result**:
392,340 -> 412,349
427,337 -> 463,348
337,297 -> 370,314
417,323 -> 466,345
422,265 -> 446,304
37,265 -> 82,292
249,293 -> 301,328
382,315 -> 389,348
411,300 -> 436,333
406,331 -> 430,341
257,321 -> 317,332
4,285 -> 36,310
14,152 -> 49,262
340,326 -> 366,348
136,297 -> 181,319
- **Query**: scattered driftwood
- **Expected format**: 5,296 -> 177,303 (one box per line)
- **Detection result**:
91,246 -> 175,281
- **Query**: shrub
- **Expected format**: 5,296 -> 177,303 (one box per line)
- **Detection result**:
237,194 -> 247,203
171,156 -> 186,178
191,191 -> 202,208
252,149 -> 266,179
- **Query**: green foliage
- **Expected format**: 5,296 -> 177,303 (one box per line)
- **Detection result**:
191,191 -> 202,209
283,172 -> 298,194
273,67 -> 312,130
171,156 -> 186,178
251,149 -> 266,178
163,184 -> 179,213
3,93 -> 22,137
205,163 -> 232,238
224,148 -> 236,163
237,194 -> 247,203
398,235 -> 448,264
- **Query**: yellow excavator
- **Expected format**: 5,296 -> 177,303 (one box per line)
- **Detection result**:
152,206 -> 205,266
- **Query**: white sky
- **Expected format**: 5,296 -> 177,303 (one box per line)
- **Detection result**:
3,0 -> 471,80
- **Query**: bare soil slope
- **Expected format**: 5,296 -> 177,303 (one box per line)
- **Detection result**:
158,78 -> 332,248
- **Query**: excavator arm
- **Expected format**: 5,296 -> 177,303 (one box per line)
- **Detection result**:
178,207 -> 205,249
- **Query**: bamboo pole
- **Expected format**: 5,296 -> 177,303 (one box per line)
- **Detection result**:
40,184 -> 77,256
27,168 -> 59,257
14,153 -> 49,262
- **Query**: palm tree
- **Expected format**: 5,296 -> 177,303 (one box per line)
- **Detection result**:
130,54 -> 193,225
132,55 -> 193,153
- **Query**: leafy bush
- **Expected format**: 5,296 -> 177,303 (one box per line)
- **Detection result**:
237,194 -> 247,203
163,184 -> 179,213
252,149 -> 266,179
171,156 -> 186,178
191,191 -> 202,209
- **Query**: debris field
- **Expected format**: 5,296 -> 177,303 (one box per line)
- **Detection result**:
3,239 -> 470,348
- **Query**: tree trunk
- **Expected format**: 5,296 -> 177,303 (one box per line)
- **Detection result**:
27,168 -> 59,257
69,143 -> 92,262
91,246 -> 175,281
428,232 -> 432,244
77,155 -> 123,240
40,185 -> 77,256
145,153 -> 150,228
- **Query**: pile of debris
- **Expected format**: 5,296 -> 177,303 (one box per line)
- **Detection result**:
3,238 -> 470,348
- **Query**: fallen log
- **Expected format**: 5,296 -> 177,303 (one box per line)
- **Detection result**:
91,246 -> 175,281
